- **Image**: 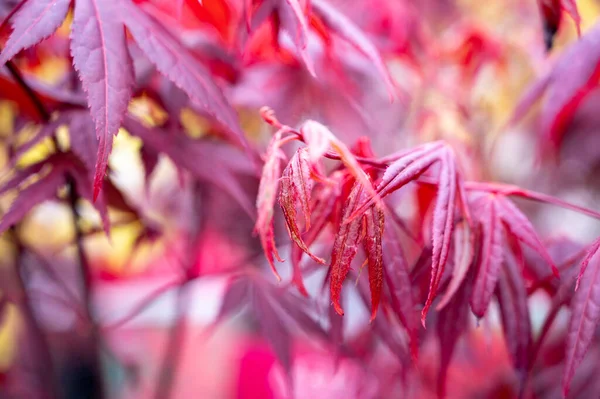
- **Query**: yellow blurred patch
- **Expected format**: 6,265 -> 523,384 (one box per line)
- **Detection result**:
0,303 -> 21,371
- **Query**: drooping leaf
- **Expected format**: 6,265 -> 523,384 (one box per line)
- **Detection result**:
255,129 -> 286,279
0,0 -> 71,67
382,216 -> 418,357
330,182 -> 365,316
279,149 -> 326,278
497,196 -> 559,276
470,194 -> 504,318
70,0 -> 134,201
496,250 -> 532,384
563,244 -> 600,396
363,203 -> 384,321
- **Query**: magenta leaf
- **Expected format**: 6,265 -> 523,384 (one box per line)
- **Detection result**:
70,0 -> 134,201
0,0 -> 71,67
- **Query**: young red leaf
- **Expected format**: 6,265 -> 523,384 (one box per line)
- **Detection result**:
311,0 -> 395,98
71,0 -> 134,201
363,204 -> 384,321
330,182 -> 365,316
122,0 -> 249,151
256,130 -> 286,280
470,194 -> 504,318
0,0 -> 71,67
563,244 -> 600,396
279,149 -> 325,268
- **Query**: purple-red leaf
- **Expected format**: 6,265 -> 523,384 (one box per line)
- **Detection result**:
123,0 -> 248,151
497,196 -> 559,277
496,251 -> 532,381
563,244 -> 600,396
470,194 -> 504,318
382,218 -> 418,358
422,150 -> 457,324
70,0 -> 134,201
0,0 -> 71,66
256,130 -> 286,280
363,204 -> 384,321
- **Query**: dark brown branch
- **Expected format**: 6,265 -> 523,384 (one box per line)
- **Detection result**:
67,175 -> 106,399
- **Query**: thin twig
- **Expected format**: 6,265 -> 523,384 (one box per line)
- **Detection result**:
153,182 -> 206,399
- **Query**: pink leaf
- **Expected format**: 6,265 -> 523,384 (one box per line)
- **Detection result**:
0,0 -> 71,66
563,245 -> 600,396
279,151 -> 325,267
330,182 -> 365,316
70,0 -> 134,201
